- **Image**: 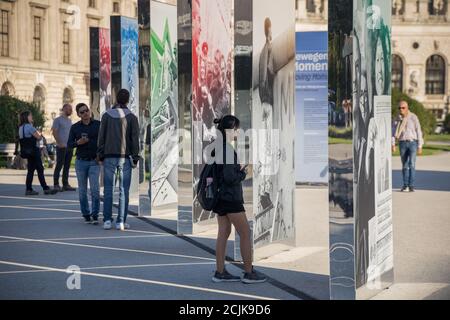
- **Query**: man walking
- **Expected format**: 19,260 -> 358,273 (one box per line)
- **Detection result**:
67,103 -> 101,224
52,104 -> 76,191
392,100 -> 424,192
98,89 -> 139,230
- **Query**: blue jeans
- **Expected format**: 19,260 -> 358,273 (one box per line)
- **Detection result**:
399,140 -> 418,188
75,160 -> 100,218
103,157 -> 132,223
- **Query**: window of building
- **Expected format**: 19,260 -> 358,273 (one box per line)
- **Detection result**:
63,87 -> 74,104
392,55 -> 403,91
306,0 -> 315,13
428,0 -> 447,15
33,85 -> 45,110
1,10 -> 9,57
392,0 -> 405,15
33,16 -> 41,61
113,2 -> 120,14
88,0 -> 97,8
63,22 -> 70,64
0,81 -> 14,96
426,54 -> 446,95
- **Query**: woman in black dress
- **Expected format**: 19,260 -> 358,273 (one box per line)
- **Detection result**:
212,115 -> 266,284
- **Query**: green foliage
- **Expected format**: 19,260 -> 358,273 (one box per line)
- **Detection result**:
0,95 -> 46,143
328,125 -> 352,139
443,114 -> 450,133
391,88 -> 436,135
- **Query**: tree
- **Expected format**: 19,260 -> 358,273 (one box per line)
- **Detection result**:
443,114 -> 450,134
391,88 -> 436,135
0,95 -> 46,143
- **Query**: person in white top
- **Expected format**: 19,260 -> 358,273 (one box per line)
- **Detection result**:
392,100 -> 424,192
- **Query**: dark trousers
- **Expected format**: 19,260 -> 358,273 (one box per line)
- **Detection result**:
26,149 -> 49,191
53,147 -> 73,186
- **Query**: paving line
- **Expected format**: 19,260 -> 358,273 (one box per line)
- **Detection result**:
0,205 -> 80,213
0,217 -> 81,222
0,261 -> 217,275
0,235 -> 215,262
0,234 -> 170,243
0,260 -> 276,300
0,195 -> 78,203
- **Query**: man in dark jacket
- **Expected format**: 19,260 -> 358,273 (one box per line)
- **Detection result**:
67,103 -> 101,224
98,89 -> 139,230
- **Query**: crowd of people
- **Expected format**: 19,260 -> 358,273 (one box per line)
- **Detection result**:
18,89 -> 139,231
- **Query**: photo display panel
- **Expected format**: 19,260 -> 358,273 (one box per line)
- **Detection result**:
110,16 -> 140,212
353,0 -> 393,299
177,0 -> 193,234
138,0 -> 151,215
328,0 -> 355,300
150,0 -> 179,216
191,0 -> 233,228
90,27 -> 111,120
251,0 -> 296,250
328,0 -> 394,300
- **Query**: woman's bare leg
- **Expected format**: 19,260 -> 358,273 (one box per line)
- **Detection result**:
227,212 -> 252,273
216,215 -> 231,273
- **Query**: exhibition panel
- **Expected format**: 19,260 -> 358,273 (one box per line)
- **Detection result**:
177,0 -> 194,234
110,15 -> 140,212
149,0 -> 179,217
89,27 -> 112,120
233,0 -> 253,261
191,0 -> 233,232
252,0 -> 296,251
328,0 -> 394,300
138,0 -> 151,215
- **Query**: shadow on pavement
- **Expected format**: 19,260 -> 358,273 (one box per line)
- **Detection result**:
0,182 -> 330,300
393,170 -> 450,192
425,285 -> 450,300
140,216 -> 330,300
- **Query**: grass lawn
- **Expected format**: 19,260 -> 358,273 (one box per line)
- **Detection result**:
330,138 -> 450,156
425,134 -> 450,142
329,137 -> 352,145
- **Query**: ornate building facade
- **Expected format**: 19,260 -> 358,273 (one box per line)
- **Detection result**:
0,0 -> 138,137
296,0 -> 450,121
1,0 -> 448,134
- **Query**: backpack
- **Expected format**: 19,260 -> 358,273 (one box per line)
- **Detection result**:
196,162 -> 220,211
19,126 -> 36,159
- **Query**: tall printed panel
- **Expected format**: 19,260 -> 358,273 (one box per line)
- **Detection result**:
111,16 -> 140,211
121,17 -> 140,115
138,0 -> 151,215
295,32 -> 328,185
353,0 -> 393,299
177,0 -> 193,234
328,0 -> 355,299
150,0 -> 178,216
234,0 -> 253,261
90,27 -> 111,120
192,0 -> 233,228
252,0 -> 295,249
328,0 -> 393,300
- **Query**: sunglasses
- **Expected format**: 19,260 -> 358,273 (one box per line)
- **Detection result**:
398,107 -> 406,110
79,109 -> 89,115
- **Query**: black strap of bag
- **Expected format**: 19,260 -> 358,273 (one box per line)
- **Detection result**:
19,125 -> 36,159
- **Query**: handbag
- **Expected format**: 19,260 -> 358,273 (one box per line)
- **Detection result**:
19,125 -> 36,159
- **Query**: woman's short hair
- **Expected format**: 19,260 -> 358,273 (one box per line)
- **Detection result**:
19,111 -> 31,126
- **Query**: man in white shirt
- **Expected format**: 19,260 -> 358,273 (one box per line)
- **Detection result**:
392,100 -> 424,192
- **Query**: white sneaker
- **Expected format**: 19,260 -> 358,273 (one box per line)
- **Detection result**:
115,222 -> 130,231
103,221 -> 112,230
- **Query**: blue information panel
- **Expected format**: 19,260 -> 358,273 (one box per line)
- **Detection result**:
295,31 -> 328,185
